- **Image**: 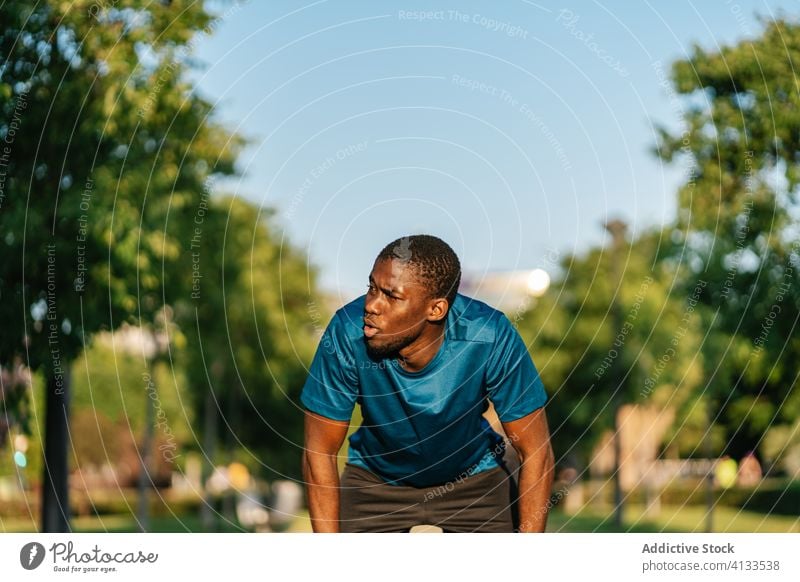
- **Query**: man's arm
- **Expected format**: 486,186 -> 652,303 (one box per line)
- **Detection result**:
502,407 -> 555,533
302,410 -> 350,533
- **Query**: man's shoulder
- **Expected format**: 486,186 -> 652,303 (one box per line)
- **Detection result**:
448,293 -> 508,344
326,294 -> 366,341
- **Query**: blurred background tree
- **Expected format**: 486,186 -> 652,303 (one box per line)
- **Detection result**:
519,226 -> 705,471
512,19 -> 800,528
0,0 -> 243,531
174,194 -> 322,527
654,17 -> 800,468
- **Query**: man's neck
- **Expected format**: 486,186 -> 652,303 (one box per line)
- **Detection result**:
396,326 -> 445,372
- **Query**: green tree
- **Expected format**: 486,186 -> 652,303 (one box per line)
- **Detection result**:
177,196 -> 323,485
655,17 -> 800,463
68,338 -> 192,475
0,0 -> 241,531
518,226 -> 705,469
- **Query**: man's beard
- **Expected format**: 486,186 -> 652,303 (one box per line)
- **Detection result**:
364,332 -> 415,360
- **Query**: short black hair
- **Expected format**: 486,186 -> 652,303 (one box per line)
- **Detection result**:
376,235 -> 461,308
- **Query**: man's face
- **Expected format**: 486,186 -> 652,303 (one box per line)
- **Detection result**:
363,258 -> 433,359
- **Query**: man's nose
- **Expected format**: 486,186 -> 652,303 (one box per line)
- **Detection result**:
365,293 -> 380,315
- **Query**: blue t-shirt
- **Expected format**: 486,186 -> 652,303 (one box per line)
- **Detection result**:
300,293 -> 547,487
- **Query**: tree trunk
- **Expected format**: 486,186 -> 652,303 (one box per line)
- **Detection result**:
705,416 -> 714,533
138,363 -> 155,532
222,382 -> 237,524
201,384 -> 218,531
41,368 -> 71,532
605,219 -> 628,531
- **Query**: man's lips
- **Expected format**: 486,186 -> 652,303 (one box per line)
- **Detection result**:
363,321 -> 379,338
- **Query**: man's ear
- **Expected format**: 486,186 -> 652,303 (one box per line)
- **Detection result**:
427,298 -> 449,323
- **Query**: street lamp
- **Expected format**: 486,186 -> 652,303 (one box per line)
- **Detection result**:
526,268 -> 551,298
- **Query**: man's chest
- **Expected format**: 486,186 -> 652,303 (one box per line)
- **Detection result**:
355,358 -> 489,422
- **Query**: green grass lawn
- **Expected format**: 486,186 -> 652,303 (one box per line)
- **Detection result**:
272,505 -> 800,533
548,504 -> 800,533
4,504 -> 796,533
2,513 -> 249,533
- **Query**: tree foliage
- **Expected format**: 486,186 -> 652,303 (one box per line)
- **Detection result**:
177,195 -> 323,481
656,17 -> 800,465
519,227 -> 705,467
0,0 -> 242,529
0,0 -> 242,380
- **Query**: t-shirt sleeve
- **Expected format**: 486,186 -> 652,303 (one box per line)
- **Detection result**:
485,313 -> 548,422
300,312 -> 359,421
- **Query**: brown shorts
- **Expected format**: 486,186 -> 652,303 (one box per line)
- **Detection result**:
339,447 -> 521,533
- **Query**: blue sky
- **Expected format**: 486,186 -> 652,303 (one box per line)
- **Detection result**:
191,0 -> 791,300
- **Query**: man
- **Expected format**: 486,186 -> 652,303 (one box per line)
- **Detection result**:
301,235 -> 554,532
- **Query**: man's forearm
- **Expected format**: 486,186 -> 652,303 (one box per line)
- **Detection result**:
516,445 -> 555,532
302,451 -> 341,532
